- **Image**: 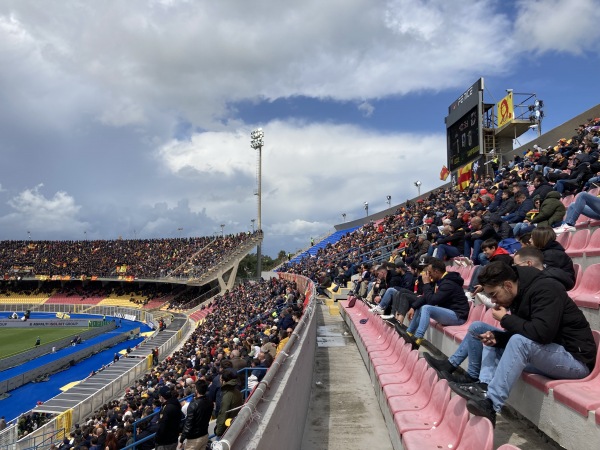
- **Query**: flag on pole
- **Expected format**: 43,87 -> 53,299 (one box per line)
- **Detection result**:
439,165 -> 450,181
458,162 -> 473,190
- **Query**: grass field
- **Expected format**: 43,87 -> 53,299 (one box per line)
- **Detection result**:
0,327 -> 89,359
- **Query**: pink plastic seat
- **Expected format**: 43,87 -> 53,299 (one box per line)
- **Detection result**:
547,331 -> 600,415
555,230 -> 571,251
570,263 -> 582,292
443,303 -> 486,341
401,395 -> 469,450
393,379 -> 451,434
481,307 -> 502,329
566,228 -> 591,258
388,363 -> 438,415
596,406 -> 600,426
374,343 -> 412,377
561,194 -> 575,207
455,415 -> 494,450
585,229 -> 600,257
496,445 -> 523,450
382,358 -> 430,399
569,264 -> 600,310
377,350 -> 419,387
523,331 -> 600,396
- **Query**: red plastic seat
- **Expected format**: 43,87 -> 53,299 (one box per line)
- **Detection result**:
401,395 -> 469,450
555,230 -> 571,251
382,358 -> 430,399
570,263 -> 582,292
388,362 -> 439,415
566,229 -> 591,258
377,350 -> 419,387
523,331 -> 600,395
374,343 -> 412,377
455,415 -> 494,450
547,331 -> 600,415
443,303 -> 486,341
585,229 -> 600,257
561,194 -> 575,207
569,264 -> 600,310
393,379 -> 451,434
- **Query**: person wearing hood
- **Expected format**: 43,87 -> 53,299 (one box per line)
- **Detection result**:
532,226 -> 575,290
526,191 -> 566,229
458,260 -> 595,426
402,258 -> 470,349
214,370 -> 243,438
155,386 -> 182,450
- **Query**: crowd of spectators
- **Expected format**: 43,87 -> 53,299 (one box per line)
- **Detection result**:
0,232 -> 260,281
41,277 -> 304,448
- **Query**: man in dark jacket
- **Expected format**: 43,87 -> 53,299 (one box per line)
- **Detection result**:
429,219 -> 466,260
530,175 -> 553,202
179,380 -> 213,450
464,216 -> 500,265
463,260 -> 596,425
214,371 -> 243,437
501,192 -> 534,224
402,258 -> 470,349
155,386 -> 182,450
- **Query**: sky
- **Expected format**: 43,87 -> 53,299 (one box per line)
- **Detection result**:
0,0 -> 599,257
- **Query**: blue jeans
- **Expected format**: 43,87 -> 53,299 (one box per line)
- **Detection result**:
378,287 -> 397,310
565,192 -> 600,225
464,239 -> 483,264
554,179 -> 575,194
512,222 -> 535,237
406,305 -> 465,338
482,334 -> 590,412
435,244 -> 461,260
448,321 -> 500,379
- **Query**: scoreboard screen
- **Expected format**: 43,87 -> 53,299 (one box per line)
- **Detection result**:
446,105 -> 480,171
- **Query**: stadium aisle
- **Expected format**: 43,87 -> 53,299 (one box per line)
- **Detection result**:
301,302 -> 393,450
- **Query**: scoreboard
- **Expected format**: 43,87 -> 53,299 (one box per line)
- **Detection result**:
445,78 -> 484,172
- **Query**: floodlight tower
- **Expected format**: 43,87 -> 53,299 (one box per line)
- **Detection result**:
250,128 -> 264,277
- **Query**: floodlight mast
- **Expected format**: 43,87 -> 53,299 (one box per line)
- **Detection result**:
250,128 -> 264,277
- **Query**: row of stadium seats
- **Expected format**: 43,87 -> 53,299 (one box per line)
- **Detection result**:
340,299 -> 518,450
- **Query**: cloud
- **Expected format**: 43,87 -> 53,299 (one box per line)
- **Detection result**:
513,0 -> 600,54
0,185 -> 89,237
358,101 -> 375,118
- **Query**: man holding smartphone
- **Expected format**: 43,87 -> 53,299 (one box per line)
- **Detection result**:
464,259 -> 595,425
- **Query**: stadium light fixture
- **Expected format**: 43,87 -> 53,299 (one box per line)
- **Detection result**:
220,224 -> 225,237
386,195 -> 392,207
342,213 -> 346,222
364,202 -> 369,216
251,219 -> 255,232
250,128 -> 264,277
414,180 -> 422,197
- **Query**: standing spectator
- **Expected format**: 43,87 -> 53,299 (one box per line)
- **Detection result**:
0,416 -> 6,430
155,387 -> 182,450
179,380 -> 213,450
214,371 -> 243,438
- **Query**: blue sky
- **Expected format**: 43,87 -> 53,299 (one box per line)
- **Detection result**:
0,0 -> 599,257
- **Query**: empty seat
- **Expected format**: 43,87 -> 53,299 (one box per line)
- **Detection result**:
455,415 -> 494,450
401,395 -> 469,450
382,358 -> 430,399
394,379 -> 451,434
585,229 -> 600,258
377,349 -> 419,387
566,229 -> 591,258
569,264 -> 600,309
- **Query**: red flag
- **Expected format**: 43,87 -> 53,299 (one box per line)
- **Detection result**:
439,165 -> 450,181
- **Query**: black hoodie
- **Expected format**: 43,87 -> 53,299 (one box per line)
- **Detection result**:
413,271 -> 470,321
494,267 -> 596,370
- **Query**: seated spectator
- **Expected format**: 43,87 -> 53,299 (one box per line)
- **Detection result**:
554,191 -> 600,234
500,192 -> 534,225
458,261 -> 596,425
531,226 -> 575,290
428,219 -> 465,261
214,371 -> 243,438
315,271 -> 332,297
464,216 -> 500,265
401,258 -> 470,349
466,238 -> 512,295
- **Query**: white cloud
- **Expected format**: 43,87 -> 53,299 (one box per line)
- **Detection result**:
358,101 -> 375,117
0,185 -> 89,237
514,0 -> 600,54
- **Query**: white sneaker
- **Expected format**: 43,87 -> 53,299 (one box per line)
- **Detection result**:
553,223 -> 576,234
381,314 -> 394,320
371,306 -> 384,315
475,292 -> 496,309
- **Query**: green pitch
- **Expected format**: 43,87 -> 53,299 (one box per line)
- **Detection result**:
0,327 -> 89,359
